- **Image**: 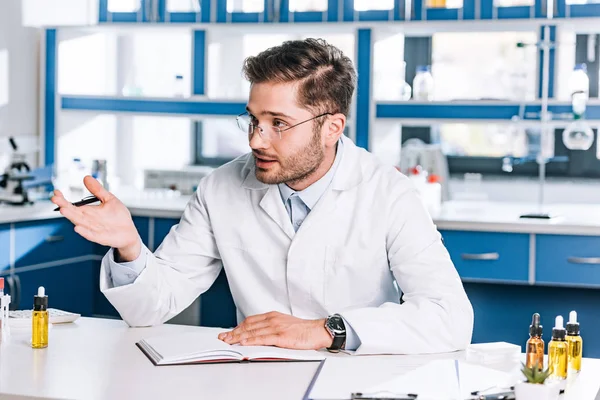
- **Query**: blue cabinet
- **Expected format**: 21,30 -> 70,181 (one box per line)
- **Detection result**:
16,261 -> 95,316
440,230 -> 530,283
0,224 -> 10,273
536,235 -> 600,287
14,219 -> 92,269
133,216 -> 151,248
154,216 -> 236,327
153,217 -> 178,248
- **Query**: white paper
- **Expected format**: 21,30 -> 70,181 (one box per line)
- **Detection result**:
308,352 -> 461,400
366,360 -> 514,400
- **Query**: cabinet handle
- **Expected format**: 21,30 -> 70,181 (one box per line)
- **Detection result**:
461,252 -> 500,261
45,235 -> 64,243
567,257 -> 600,265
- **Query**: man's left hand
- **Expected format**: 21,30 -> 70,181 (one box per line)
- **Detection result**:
217,311 -> 333,350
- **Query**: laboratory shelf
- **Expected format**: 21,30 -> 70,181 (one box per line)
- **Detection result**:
375,101 -> 600,123
60,95 -> 246,117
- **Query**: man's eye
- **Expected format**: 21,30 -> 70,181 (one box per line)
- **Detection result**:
273,120 -> 287,128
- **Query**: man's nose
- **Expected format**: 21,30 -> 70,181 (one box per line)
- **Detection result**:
249,128 -> 270,150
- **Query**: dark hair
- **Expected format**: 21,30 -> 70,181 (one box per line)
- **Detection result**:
242,38 -> 356,117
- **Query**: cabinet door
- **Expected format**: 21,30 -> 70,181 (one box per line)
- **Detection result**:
536,235 -> 600,287
440,230 -> 530,283
0,224 -> 10,274
153,217 -> 179,249
15,219 -> 93,269
133,216 -> 151,248
16,261 -> 95,316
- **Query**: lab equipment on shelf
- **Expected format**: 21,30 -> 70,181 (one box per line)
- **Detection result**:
569,64 -> 589,100
0,137 -> 33,205
173,74 -> 185,98
412,65 -> 434,101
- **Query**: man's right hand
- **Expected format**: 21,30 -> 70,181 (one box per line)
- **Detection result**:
51,176 -> 141,262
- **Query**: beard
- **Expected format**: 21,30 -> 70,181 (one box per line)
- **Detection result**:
254,127 -> 325,186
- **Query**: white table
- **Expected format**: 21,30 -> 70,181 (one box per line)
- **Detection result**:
1,318 -> 599,400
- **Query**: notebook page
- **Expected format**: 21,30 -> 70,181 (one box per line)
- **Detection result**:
142,329 -> 241,363
239,345 -> 326,361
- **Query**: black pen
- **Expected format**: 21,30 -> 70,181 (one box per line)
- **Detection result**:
53,195 -> 100,211
351,393 -> 418,400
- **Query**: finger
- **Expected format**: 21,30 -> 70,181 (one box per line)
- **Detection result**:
230,321 -> 271,339
229,327 -> 278,344
53,189 -> 65,198
83,175 -> 113,202
51,193 -> 73,208
74,225 -> 97,243
240,334 -> 280,347
59,206 -> 90,227
243,312 -> 277,325
218,331 -> 232,341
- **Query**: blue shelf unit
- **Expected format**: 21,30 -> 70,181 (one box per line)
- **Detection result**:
96,0 -> 600,24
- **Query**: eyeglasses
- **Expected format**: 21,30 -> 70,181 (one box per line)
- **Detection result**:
236,112 -> 332,141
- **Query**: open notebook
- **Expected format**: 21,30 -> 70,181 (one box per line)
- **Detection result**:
137,329 -> 327,366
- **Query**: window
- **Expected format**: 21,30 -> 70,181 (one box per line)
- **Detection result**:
354,0 -> 394,11
438,123 -> 528,157
108,0 -> 141,12
0,49 -> 8,108
58,33 -> 117,96
195,119 -> 249,165
432,31 -> 538,101
55,115 -> 117,181
290,0 -> 328,11
126,31 -> 192,97
167,0 -> 200,12
227,0 -> 263,13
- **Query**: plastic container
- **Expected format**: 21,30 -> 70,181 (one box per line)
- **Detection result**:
173,75 -> 185,98
413,65 -> 434,101
569,64 -> 589,101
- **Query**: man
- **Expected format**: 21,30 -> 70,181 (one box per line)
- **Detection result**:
52,38 -> 473,354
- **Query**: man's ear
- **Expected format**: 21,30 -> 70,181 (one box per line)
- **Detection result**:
325,113 -> 346,145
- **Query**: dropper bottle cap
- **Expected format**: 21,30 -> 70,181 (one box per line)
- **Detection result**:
34,286 -> 48,312
566,310 -> 580,335
529,313 -> 543,337
552,315 -> 566,340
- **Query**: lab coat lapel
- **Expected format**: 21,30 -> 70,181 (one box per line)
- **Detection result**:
259,185 -> 295,240
241,157 -> 295,240
294,136 -> 364,234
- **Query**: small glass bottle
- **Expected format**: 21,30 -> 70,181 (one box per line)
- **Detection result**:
525,313 -> 544,370
32,286 -> 49,349
173,74 -> 185,98
412,65 -> 434,101
566,310 -> 583,374
548,315 -> 568,381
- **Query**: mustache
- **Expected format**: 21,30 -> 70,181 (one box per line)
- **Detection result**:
252,151 -> 278,161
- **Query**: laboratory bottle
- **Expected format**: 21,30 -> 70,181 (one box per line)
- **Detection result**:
413,65 -> 434,101
525,313 -> 544,370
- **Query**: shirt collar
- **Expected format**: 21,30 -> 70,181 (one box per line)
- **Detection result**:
278,139 -> 344,210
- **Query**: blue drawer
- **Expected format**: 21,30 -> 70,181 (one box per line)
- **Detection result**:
440,231 -> 530,283
0,224 -> 9,273
536,235 -> 600,287
15,219 -> 93,268
154,218 -> 179,250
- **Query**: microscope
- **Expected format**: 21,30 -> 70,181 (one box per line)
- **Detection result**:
0,137 -> 34,205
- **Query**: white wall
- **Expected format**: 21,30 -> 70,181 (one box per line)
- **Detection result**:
0,0 -> 40,166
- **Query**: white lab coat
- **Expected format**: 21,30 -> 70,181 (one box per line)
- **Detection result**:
100,136 -> 474,355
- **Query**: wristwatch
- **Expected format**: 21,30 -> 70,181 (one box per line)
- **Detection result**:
325,314 -> 346,353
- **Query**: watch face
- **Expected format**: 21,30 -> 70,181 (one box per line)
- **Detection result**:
327,315 -> 345,334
